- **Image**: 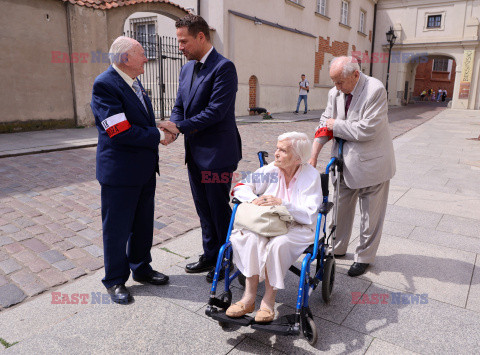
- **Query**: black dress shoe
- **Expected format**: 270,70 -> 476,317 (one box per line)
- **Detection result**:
106,284 -> 132,304
185,255 -> 215,273
206,260 -> 233,283
133,270 -> 169,285
334,253 -> 346,258
206,267 -> 224,283
348,262 -> 369,277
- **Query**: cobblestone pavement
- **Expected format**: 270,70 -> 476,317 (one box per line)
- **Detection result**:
0,104 -> 446,310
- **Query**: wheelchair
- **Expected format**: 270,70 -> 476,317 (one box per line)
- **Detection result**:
205,141 -> 344,346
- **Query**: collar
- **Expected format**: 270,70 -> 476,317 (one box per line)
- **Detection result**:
112,64 -> 135,90
198,46 -> 214,64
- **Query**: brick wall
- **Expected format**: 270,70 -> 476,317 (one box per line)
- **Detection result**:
249,75 -> 258,114
314,36 -> 350,84
414,59 -> 456,99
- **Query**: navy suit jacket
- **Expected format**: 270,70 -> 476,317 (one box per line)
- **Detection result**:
91,66 -> 160,186
170,48 -> 242,170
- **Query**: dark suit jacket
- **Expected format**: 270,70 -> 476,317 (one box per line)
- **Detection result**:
91,66 -> 160,186
170,48 -> 242,170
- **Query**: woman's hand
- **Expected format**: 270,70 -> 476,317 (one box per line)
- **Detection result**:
252,195 -> 282,206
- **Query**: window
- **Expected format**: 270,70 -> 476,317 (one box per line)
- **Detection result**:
427,15 -> 441,28
359,10 -> 366,33
130,17 -> 157,59
433,59 -> 449,72
340,1 -> 349,25
317,0 -> 326,16
135,23 -> 156,59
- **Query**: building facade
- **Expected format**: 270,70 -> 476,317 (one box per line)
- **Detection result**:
373,0 -> 480,109
1,0 -> 379,130
200,0 -> 376,115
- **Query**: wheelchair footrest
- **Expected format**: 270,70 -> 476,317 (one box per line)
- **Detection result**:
209,309 -> 254,326
251,314 -> 300,336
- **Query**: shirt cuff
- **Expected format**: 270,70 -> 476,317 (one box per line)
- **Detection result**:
157,128 -> 165,141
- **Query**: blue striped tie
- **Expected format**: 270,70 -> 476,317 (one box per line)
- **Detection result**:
132,79 -> 147,111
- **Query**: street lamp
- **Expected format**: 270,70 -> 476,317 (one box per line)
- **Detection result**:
385,26 -> 397,98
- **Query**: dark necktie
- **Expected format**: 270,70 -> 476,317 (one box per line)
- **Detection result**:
345,93 -> 353,115
191,61 -> 203,88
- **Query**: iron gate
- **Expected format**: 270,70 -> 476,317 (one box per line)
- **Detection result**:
124,31 -> 186,119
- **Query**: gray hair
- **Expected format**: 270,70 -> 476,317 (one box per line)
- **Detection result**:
330,56 -> 360,77
109,36 -> 136,65
277,132 -> 311,164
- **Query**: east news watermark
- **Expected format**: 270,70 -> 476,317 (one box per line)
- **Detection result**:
51,51 -> 128,64
352,51 -> 428,64
352,292 -> 429,305
52,292 -> 123,305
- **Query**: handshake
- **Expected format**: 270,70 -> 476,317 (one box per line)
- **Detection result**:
157,121 -> 180,146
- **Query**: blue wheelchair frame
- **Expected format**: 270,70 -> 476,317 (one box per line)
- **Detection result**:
205,141 -> 344,346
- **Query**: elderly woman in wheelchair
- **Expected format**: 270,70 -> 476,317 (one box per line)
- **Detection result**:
225,132 -> 322,323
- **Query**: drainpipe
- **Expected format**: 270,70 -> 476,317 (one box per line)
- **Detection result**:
65,2 -> 78,126
197,0 -> 200,16
370,2 -> 377,76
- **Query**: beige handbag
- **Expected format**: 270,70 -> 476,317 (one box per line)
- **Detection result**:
234,203 -> 294,237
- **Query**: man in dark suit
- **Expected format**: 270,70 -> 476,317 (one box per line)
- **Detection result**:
91,36 -> 173,304
160,14 -> 242,282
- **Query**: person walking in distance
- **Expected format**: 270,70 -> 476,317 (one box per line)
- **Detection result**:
294,74 -> 309,114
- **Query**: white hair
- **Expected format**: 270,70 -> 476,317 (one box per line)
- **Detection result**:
109,36 -> 136,65
330,56 -> 360,77
277,132 -> 311,164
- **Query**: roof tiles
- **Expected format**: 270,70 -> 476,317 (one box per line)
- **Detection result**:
61,0 -> 189,11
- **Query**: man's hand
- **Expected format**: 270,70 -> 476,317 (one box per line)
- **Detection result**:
308,157 -> 317,168
158,121 -> 180,135
160,129 -> 175,146
326,118 -> 335,131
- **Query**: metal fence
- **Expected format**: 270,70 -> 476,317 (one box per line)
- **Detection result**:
124,31 -> 186,118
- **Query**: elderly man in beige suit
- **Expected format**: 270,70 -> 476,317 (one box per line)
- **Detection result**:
309,56 -> 396,277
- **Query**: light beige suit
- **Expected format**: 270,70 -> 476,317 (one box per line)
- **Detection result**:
317,72 -> 396,263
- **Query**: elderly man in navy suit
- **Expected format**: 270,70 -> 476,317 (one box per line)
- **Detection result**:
91,36 -> 173,304
160,14 -> 242,282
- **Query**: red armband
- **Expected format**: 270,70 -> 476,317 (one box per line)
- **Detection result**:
101,113 -> 131,138
314,126 -> 333,140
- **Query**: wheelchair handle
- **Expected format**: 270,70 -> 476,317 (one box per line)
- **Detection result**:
231,197 -> 241,204
320,173 -> 329,198
258,151 -> 269,167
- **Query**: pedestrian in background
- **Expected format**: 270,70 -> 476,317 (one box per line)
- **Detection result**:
442,89 -> 447,102
420,89 -> 427,101
436,88 -> 443,102
294,74 -> 309,114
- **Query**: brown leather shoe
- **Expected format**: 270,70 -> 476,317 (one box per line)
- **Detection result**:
254,308 -> 275,323
226,301 -> 255,318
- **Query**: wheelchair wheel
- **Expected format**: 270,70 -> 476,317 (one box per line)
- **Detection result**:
302,316 -> 318,346
238,273 -> 246,288
321,256 -> 335,304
